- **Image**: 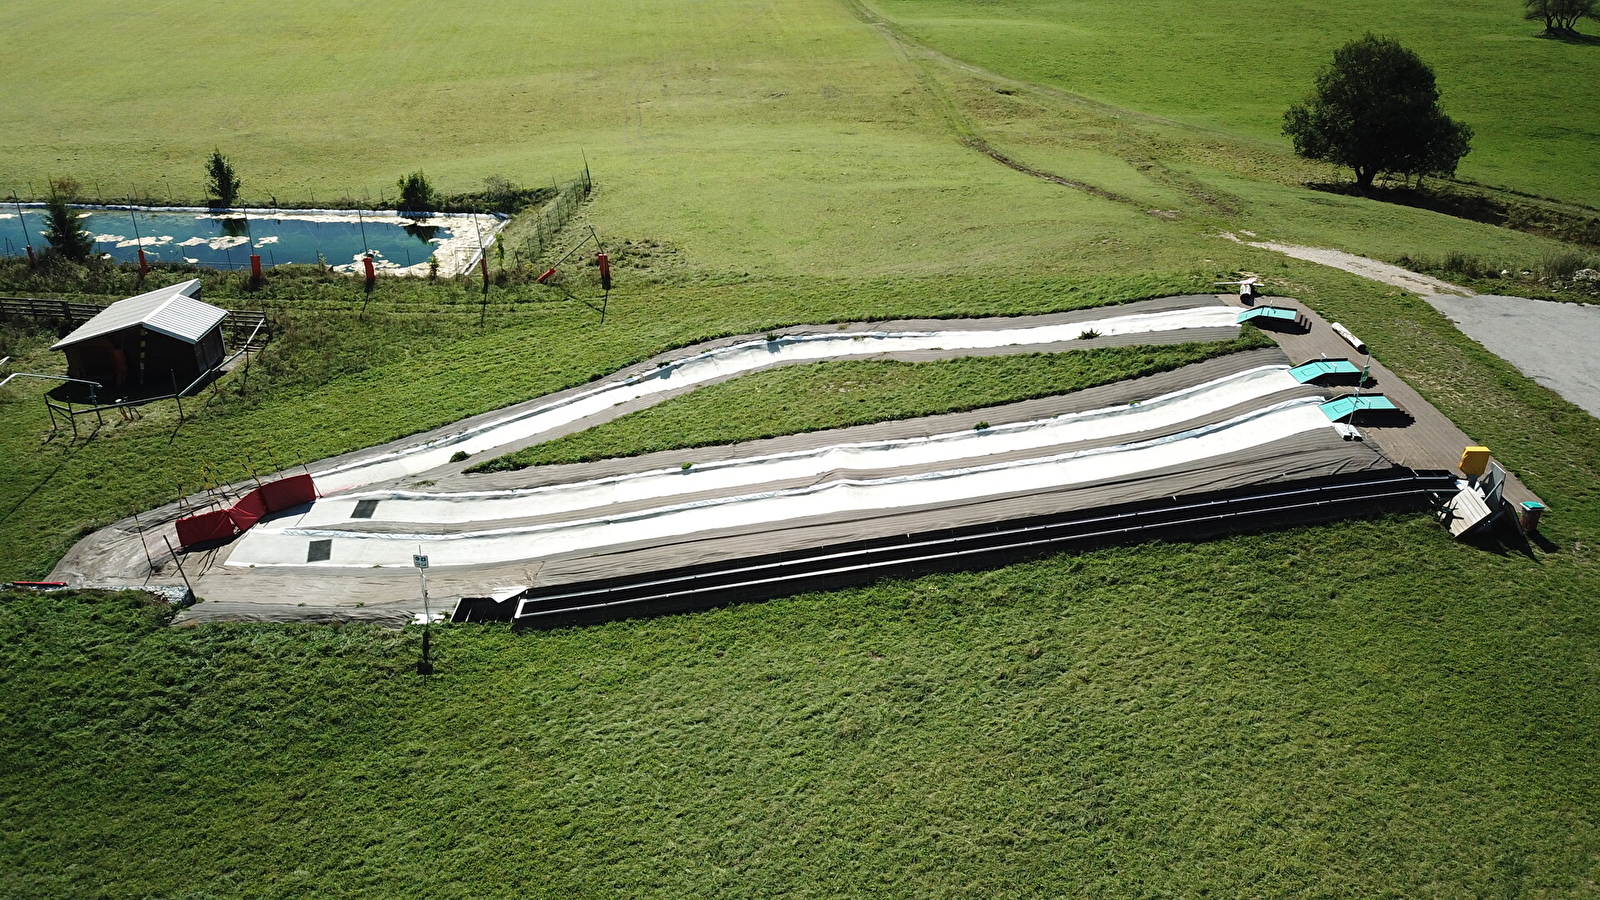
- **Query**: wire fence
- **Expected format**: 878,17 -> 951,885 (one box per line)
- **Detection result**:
515,168 -> 593,266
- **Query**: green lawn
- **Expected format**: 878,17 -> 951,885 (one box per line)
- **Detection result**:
4,0 -> 1600,894
5,507 -> 1598,897
869,0 -> 1600,208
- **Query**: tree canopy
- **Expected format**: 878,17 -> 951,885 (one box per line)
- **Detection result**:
1525,0 -> 1599,34
1283,35 -> 1472,189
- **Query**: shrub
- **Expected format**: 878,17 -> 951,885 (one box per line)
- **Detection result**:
206,150 -> 241,208
397,172 -> 436,214
1541,250 -> 1587,279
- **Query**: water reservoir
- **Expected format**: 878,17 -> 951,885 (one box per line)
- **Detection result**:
0,205 -> 505,277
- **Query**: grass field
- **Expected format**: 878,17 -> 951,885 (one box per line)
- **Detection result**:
869,0 -> 1600,208
4,0 -> 1600,894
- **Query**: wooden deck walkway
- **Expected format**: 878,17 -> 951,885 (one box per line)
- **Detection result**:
1222,294 -> 1542,509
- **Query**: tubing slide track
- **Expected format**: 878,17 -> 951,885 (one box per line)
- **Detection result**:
53,295 -> 1452,626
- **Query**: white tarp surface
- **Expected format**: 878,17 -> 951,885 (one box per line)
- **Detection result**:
310,305 -> 1240,493
288,365 -> 1302,527
227,395 -> 1333,569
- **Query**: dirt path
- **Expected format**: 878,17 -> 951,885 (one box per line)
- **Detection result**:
1223,233 -> 1600,418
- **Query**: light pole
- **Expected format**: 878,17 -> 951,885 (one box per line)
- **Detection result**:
413,552 -> 433,675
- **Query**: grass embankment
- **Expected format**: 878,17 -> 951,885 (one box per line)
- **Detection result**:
4,259 -> 1600,896
473,335 -> 1271,472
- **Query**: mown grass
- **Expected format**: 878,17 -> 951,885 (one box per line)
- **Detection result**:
474,335 -> 1271,471
870,0 -> 1600,208
4,505 -> 1597,897
4,0 -> 1600,893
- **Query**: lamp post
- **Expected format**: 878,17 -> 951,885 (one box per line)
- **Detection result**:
414,552 -> 433,675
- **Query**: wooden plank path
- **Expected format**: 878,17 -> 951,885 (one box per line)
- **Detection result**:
1223,293 -> 1542,509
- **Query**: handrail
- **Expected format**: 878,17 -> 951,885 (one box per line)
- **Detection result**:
0,371 -> 103,401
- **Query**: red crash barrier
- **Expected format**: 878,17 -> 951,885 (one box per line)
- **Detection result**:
260,473 -> 317,512
175,474 -> 320,549
175,509 -> 239,548
227,489 -> 269,532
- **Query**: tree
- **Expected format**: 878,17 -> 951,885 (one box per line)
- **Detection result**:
1525,0 -> 1599,34
1283,35 -> 1473,190
206,149 -> 241,208
396,171 -> 435,214
42,195 -> 93,261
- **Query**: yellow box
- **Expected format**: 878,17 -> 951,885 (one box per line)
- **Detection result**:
1460,446 -> 1491,477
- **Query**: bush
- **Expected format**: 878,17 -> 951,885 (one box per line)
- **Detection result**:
1443,251 -> 1488,279
1541,250 -> 1588,279
206,150 -> 241,208
397,172 -> 436,214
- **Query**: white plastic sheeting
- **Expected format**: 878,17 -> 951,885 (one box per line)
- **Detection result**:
227,396 -> 1334,569
310,305 -> 1240,493
290,365 -> 1302,527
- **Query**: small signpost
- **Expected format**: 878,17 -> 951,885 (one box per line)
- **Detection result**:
414,552 -> 433,675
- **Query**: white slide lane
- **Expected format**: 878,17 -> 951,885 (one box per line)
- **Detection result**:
226,399 -> 1333,569
309,306 -> 1240,493
282,365 -> 1303,528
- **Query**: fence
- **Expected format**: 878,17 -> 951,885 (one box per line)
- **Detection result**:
515,168 -> 593,266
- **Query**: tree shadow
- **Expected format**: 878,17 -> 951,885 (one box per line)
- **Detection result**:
1535,28 -> 1600,45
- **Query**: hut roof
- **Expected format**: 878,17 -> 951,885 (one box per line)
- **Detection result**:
51,280 -> 225,350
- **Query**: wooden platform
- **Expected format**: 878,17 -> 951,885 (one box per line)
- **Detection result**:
1223,294 -> 1542,509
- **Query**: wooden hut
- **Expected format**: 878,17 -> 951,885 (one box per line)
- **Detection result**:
50,280 -> 226,395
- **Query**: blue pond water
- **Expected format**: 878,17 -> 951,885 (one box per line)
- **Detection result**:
0,205 -> 499,276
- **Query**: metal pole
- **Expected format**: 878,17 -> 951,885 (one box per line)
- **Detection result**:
15,193 -> 33,250
415,550 -> 433,675
161,535 -> 196,600
131,508 -> 156,576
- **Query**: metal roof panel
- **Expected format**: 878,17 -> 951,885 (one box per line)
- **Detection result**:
50,280 -> 224,349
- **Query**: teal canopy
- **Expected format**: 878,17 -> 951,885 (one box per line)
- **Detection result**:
1289,358 -> 1363,383
1236,306 -> 1299,325
1319,394 -> 1398,422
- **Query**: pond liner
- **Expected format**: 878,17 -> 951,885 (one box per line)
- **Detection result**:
465,467 -> 1454,629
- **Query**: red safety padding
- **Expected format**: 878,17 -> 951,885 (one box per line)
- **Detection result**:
260,473 -> 318,512
227,489 -> 270,532
176,509 -> 239,548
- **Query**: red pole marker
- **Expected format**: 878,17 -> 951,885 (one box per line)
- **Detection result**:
597,252 -> 611,291
537,267 -> 557,284
137,247 -> 149,274
479,254 -> 490,291
25,246 -> 35,266
250,254 -> 263,280
363,254 -> 376,282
